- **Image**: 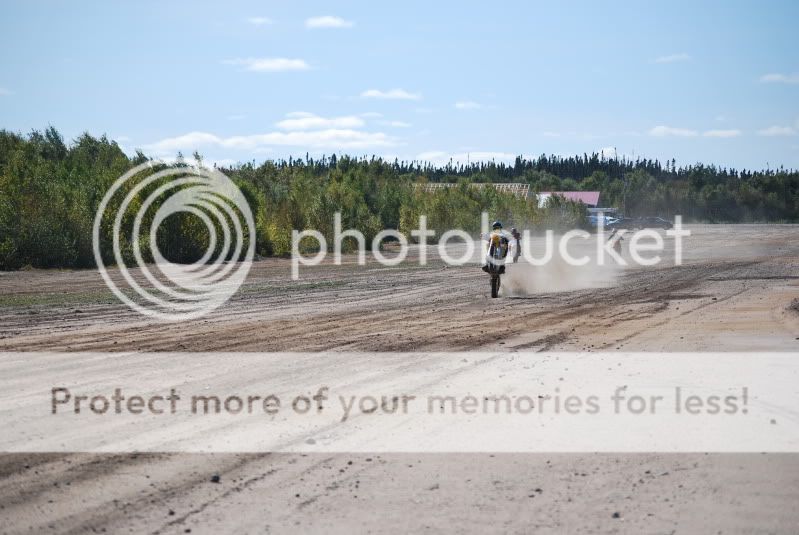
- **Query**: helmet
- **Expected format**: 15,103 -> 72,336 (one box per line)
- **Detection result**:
510,227 -> 517,233
492,220 -> 503,229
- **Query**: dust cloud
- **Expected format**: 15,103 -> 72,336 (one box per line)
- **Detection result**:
500,254 -> 622,296
500,235 -> 624,296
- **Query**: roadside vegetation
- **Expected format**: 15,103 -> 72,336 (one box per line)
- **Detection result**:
1,127 -> 797,269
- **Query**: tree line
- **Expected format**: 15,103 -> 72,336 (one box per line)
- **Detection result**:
1,127 -> 797,269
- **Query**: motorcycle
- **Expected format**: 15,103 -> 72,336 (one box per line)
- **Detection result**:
482,234 -> 509,298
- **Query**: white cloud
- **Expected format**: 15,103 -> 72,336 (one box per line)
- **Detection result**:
145,129 -> 397,154
208,158 -> 239,168
221,130 -> 395,150
703,129 -> 742,138
756,125 -> 797,137
759,73 -> 799,84
455,100 -> 481,110
305,16 -> 354,29
276,113 -> 365,130
146,132 -> 223,153
415,151 -> 516,165
596,146 -> 637,160
597,147 -> 617,158
415,151 -> 448,162
223,58 -> 310,72
361,88 -> 421,100
654,53 -> 691,64
247,17 -> 272,25
650,126 -> 740,138
649,125 -> 698,137
381,120 -> 412,128
0,88 -> 12,96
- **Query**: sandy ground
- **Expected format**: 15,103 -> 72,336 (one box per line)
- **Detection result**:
1,224 -> 798,533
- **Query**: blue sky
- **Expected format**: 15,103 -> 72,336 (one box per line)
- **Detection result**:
1,0 -> 798,170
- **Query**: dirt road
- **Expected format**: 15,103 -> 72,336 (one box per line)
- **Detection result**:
1,224 -> 798,533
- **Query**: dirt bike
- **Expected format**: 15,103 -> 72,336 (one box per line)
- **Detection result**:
487,262 -> 505,298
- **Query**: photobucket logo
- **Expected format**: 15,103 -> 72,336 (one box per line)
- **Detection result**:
292,212 -> 691,278
92,162 -> 255,321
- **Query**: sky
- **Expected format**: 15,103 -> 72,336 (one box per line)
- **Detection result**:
1,0 -> 798,170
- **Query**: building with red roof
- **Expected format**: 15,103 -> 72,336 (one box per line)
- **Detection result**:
536,191 -> 600,208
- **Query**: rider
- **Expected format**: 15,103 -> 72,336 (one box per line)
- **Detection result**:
510,227 -> 521,263
482,220 -> 509,273
608,228 -> 625,254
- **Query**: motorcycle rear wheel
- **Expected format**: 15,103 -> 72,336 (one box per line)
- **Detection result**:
490,275 -> 500,298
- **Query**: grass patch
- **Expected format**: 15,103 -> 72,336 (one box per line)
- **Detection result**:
237,279 -> 349,296
0,290 -> 123,308
0,279 -> 353,309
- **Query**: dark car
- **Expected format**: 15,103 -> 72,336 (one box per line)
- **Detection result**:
607,217 -> 637,230
635,217 -> 673,230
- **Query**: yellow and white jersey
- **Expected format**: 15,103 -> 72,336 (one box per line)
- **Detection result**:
483,230 -> 509,261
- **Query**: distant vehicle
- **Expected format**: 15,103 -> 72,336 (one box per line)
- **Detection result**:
607,217 -> 637,230
588,215 -> 618,228
636,217 -> 673,230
